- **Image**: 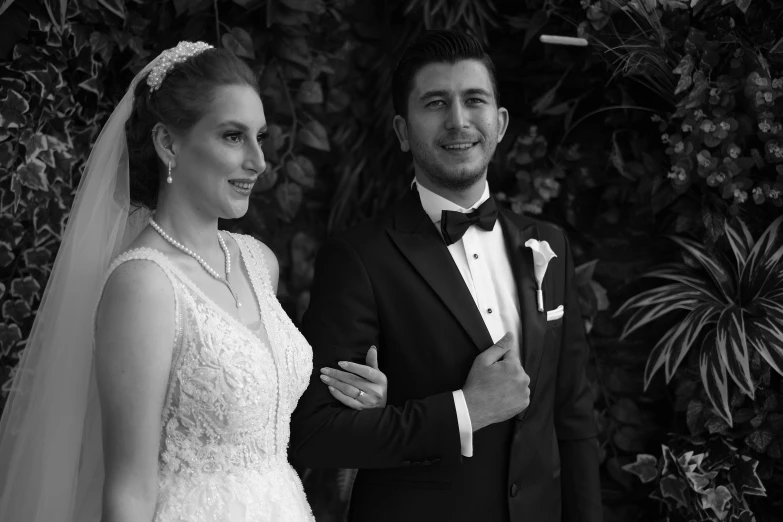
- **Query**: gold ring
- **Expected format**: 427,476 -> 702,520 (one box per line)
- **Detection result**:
356,390 -> 364,399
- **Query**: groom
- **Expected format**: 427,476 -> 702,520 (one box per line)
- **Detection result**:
291,30 -> 602,522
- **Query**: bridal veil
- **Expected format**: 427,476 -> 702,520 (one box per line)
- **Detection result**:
0,57 -> 159,521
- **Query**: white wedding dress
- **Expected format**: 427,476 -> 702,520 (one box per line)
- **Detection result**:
102,233 -> 314,521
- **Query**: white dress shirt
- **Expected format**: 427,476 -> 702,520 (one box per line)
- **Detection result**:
415,180 -> 522,457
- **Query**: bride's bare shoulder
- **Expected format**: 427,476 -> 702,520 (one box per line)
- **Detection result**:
99,231 -> 176,323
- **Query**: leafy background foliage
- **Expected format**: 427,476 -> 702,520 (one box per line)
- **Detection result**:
1,0 -> 782,520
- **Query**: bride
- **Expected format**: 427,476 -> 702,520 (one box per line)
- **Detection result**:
0,42 -> 386,522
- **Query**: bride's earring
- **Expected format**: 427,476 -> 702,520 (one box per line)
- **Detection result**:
167,161 -> 173,184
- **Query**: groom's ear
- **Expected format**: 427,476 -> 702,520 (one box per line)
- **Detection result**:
392,115 -> 410,152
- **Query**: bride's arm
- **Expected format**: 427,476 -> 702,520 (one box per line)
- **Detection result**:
94,261 -> 176,522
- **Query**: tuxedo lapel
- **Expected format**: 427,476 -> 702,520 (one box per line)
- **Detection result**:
498,210 -> 547,414
387,191 -> 494,352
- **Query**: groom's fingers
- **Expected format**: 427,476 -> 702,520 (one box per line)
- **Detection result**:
477,332 -> 514,366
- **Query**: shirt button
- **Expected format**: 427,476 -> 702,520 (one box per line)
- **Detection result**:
473,253 -> 479,259
487,308 -> 493,314
510,483 -> 519,497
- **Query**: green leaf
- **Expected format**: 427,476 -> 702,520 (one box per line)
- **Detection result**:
665,303 -> 721,381
222,27 -> 255,59
644,326 -> 678,389
10,276 -> 41,306
717,306 -> 754,398
15,158 -> 48,191
0,322 -> 22,354
279,0 -> 325,14
297,80 -> 323,104
89,31 -> 115,66
616,283 -> 704,339
97,0 -> 126,18
574,259 -> 598,285
613,426 -> 645,452
272,8 -> 310,26
700,485 -> 732,520
171,0 -> 193,16
290,231 -> 318,288
741,215 -> 783,301
643,266 -> 725,303
771,36 -> 783,54
326,88 -> 350,113
659,475 -> 688,508
610,397 -> 641,425
77,76 -> 101,96
622,454 -> 658,483
1,298 -> 31,324
744,429 -> 773,454
734,0 -> 752,13
724,219 -> 751,272
285,155 -> 316,188
672,55 -> 694,95
0,142 -> 16,169
0,241 -> 14,268
703,208 -> 725,242
671,236 -> 736,303
277,37 -> 312,68
0,0 -> 18,17
700,331 -> 732,426
660,445 -> 677,476
21,130 -> 47,162
252,167 -> 278,193
266,125 -> 285,151
659,0 -> 689,9
621,297 -> 700,341
22,246 -> 51,270
705,414 -> 729,434
0,89 -> 29,128
746,297 -> 783,377
686,399 -> 705,435
730,455 -> 766,498
686,469 -> 718,493
275,182 -> 302,221
531,67 -> 570,116
607,457 -> 633,490
298,120 -> 330,151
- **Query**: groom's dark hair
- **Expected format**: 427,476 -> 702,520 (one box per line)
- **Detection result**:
391,29 -> 498,118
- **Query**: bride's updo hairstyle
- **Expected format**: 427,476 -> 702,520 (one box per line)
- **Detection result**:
126,46 -> 260,209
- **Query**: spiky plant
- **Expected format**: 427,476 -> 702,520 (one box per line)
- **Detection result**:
616,216 -> 783,425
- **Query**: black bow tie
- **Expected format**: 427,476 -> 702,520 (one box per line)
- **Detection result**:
440,197 -> 498,246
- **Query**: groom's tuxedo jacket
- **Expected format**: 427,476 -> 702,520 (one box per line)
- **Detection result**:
290,189 -> 602,522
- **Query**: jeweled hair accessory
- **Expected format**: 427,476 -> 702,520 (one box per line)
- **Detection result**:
146,41 -> 214,92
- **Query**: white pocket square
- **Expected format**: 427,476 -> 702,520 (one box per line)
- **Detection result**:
546,305 -> 564,321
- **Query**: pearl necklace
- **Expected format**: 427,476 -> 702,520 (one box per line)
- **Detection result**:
148,217 -> 241,308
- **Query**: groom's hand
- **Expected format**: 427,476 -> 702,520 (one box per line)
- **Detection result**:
462,333 -> 530,432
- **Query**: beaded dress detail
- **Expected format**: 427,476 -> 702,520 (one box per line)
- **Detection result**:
101,234 -> 314,521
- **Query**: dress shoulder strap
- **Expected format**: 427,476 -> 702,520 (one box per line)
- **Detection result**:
230,233 -> 273,292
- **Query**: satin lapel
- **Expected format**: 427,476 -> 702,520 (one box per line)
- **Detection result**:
498,211 -> 547,404
387,191 -> 494,352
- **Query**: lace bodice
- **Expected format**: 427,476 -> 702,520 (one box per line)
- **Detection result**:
103,234 -> 314,521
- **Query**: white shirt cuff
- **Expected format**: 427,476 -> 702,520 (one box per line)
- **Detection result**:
452,389 -> 473,457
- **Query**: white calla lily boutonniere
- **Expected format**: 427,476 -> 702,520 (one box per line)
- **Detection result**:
524,239 -> 557,312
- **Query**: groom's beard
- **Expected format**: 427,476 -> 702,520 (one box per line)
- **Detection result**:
408,131 -> 497,192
